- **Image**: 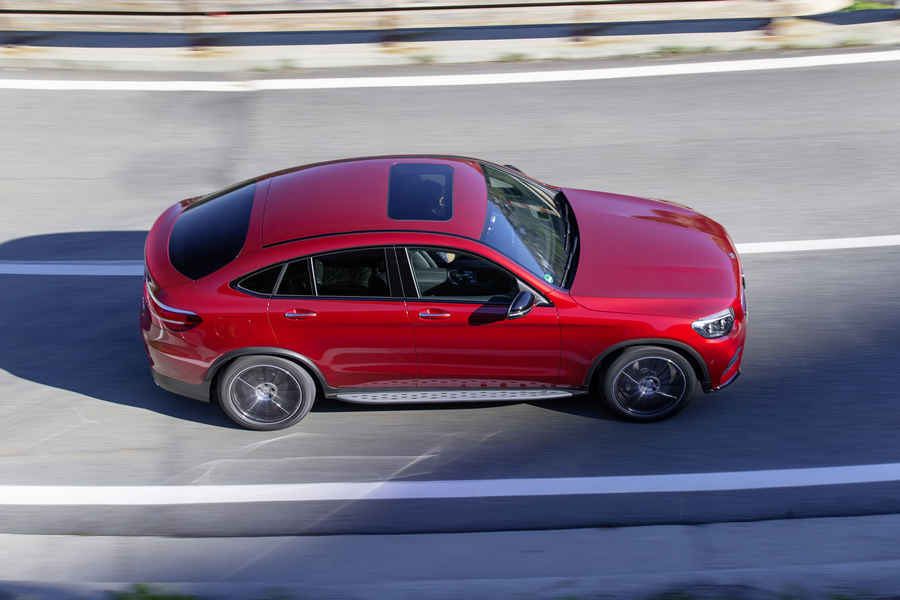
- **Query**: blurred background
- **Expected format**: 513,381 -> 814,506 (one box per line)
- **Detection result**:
0,1 -> 899,599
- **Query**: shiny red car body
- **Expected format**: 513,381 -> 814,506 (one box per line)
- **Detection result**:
142,156 -> 746,429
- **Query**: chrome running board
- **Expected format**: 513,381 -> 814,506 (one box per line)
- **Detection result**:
335,389 -> 577,404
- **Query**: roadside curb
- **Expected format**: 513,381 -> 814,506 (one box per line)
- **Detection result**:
4,514 -> 900,598
0,15 -> 898,72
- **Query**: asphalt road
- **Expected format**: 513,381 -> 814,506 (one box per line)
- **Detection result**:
0,52 -> 899,535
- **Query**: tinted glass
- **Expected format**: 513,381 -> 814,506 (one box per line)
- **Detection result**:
388,163 -> 453,221
313,249 -> 390,297
239,265 -> 282,295
407,247 -> 518,303
480,164 -> 569,286
277,260 -> 313,296
169,183 -> 256,280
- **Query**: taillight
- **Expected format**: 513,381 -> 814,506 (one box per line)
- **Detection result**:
146,287 -> 202,332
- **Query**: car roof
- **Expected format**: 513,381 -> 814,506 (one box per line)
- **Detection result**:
260,155 -> 489,248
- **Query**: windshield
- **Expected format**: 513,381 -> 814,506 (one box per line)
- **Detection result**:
479,163 -> 574,287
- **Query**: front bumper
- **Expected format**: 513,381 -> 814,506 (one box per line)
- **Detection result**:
714,368 -> 741,391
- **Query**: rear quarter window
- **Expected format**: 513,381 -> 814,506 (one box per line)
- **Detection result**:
169,183 -> 256,280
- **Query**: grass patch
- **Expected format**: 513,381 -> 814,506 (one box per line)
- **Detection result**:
109,584 -> 198,600
410,53 -> 436,65
840,0 -> 892,9
837,38 -> 873,46
648,45 -> 718,56
496,52 -> 530,62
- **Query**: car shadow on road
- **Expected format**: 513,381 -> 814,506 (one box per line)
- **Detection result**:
1,231 -> 616,428
0,231 -> 240,429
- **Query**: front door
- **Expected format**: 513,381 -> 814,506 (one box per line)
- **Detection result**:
402,246 -> 560,387
267,247 -> 417,389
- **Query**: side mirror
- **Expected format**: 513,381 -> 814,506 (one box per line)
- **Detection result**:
507,290 -> 536,320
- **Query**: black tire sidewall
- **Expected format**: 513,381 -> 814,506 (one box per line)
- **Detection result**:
602,346 -> 696,422
218,356 -> 317,430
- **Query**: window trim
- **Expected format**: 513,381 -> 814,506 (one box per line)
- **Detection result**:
399,244 -> 551,307
232,246 -> 402,301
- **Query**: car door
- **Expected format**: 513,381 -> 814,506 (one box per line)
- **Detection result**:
401,246 -> 560,387
266,247 -> 418,389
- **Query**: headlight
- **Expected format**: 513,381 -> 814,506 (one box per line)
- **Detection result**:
692,308 -> 734,338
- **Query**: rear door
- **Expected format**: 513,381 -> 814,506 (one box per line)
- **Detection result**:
400,246 -> 560,387
266,247 -> 418,389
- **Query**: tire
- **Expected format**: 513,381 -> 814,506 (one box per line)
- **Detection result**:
218,355 -> 317,430
601,346 -> 696,422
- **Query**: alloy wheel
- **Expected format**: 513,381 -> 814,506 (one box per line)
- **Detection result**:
228,363 -> 305,425
612,356 -> 687,418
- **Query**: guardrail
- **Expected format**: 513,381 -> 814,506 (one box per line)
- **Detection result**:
0,0 -> 853,34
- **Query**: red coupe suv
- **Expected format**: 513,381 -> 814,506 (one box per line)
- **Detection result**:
141,156 -> 746,430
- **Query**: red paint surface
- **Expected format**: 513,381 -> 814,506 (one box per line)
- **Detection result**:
142,157 -> 746,396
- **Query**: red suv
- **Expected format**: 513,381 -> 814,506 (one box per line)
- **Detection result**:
141,156 -> 746,430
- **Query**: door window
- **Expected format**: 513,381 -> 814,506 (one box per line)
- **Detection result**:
406,247 -> 519,303
276,259 -> 313,296
313,248 -> 391,297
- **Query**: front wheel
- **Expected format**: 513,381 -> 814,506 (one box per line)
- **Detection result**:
601,346 -> 696,421
218,356 -> 317,430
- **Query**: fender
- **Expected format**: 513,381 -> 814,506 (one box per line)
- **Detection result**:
583,338 -> 712,392
205,347 -> 336,398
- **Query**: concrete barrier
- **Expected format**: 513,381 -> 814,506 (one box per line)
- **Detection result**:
0,0 -> 854,33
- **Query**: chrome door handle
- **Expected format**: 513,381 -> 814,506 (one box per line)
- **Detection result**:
418,311 -> 451,319
284,311 -> 317,319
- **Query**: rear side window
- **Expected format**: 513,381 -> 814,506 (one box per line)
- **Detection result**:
313,249 -> 390,297
388,163 -> 453,221
238,264 -> 282,295
169,183 -> 256,279
277,260 -> 314,296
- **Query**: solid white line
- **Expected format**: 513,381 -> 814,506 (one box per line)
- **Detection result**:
0,260 -> 144,276
3,461 -> 900,505
0,50 -> 898,92
735,234 -> 900,255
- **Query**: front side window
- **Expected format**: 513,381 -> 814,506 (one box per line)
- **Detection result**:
388,163 -> 453,221
480,164 -> 573,287
313,248 -> 390,297
407,247 -> 519,304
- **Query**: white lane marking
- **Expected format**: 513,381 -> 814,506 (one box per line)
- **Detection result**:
0,50 -> 898,92
0,234 -> 898,277
0,260 -> 144,276
4,461 -> 900,505
735,234 -> 900,255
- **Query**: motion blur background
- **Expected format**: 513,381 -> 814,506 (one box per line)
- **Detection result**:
0,0 -> 899,598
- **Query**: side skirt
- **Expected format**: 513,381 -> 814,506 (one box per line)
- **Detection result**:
334,388 -> 584,405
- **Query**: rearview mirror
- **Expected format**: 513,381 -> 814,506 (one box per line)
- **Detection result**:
507,290 -> 536,320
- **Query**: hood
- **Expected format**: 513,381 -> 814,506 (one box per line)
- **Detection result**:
564,187 -> 740,319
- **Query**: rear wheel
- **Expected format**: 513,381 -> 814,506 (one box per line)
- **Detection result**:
218,356 -> 316,430
601,346 -> 696,421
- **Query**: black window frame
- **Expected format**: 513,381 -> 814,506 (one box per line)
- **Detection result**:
398,244 -> 550,306
231,246 -> 403,301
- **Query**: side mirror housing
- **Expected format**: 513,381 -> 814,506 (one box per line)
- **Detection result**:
507,290 -> 536,320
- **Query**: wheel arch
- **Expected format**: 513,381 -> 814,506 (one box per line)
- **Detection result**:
584,339 -> 712,392
205,347 -> 334,401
